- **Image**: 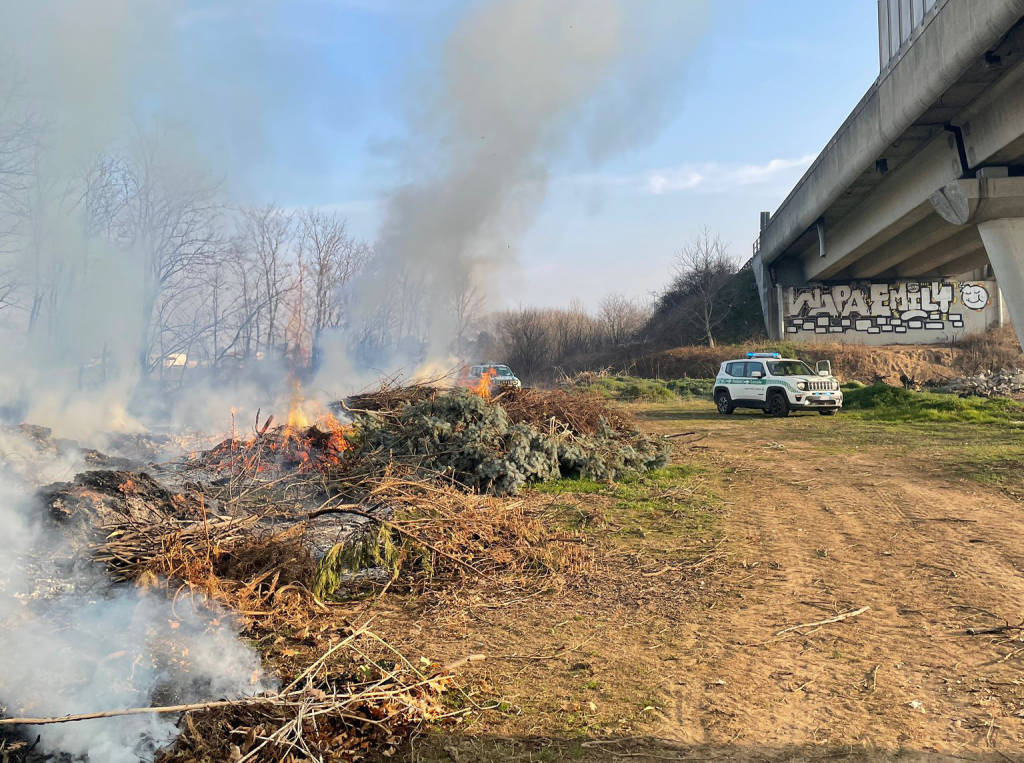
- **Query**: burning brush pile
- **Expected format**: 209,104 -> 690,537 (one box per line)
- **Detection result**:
2,382 -> 664,761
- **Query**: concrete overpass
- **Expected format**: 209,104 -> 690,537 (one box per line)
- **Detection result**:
753,0 -> 1024,346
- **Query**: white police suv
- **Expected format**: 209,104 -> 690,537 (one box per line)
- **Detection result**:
713,352 -> 842,417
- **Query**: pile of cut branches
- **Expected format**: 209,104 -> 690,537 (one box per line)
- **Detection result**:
342,379 -> 441,414
347,386 -> 669,495
311,473 -> 592,599
83,468 -> 589,608
18,379 -> 660,761
498,386 -> 635,434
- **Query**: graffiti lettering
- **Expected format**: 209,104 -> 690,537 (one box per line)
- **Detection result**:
783,280 -> 989,335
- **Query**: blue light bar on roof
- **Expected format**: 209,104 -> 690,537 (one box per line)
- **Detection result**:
746,352 -> 781,358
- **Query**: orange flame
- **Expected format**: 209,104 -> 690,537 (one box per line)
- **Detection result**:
208,379 -> 352,473
281,380 -> 351,463
471,368 -> 497,400
284,380 -> 310,439
315,411 -> 351,458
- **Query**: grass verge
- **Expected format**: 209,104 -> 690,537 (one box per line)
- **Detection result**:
841,383 -> 1024,427
574,375 -> 715,403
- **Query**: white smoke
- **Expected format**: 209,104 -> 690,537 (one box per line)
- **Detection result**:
0,452 -> 270,762
337,0 -> 710,366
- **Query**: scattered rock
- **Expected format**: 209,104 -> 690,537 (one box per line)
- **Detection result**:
931,368 -> 1024,399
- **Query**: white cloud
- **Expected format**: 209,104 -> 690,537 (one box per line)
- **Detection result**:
645,154 -> 814,195
728,154 -> 816,185
646,168 -> 703,194
572,154 -> 815,196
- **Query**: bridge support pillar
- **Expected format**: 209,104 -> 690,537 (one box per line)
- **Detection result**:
978,218 -> 1024,348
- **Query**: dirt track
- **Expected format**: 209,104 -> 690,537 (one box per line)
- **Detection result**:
641,406 -> 1024,760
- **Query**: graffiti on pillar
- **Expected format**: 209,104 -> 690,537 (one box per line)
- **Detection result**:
783,281 -> 988,335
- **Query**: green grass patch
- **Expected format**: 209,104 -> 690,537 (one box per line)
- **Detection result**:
841,383 -> 1024,427
620,464 -> 700,487
532,476 -> 606,495
576,375 -> 714,402
530,462 -> 717,547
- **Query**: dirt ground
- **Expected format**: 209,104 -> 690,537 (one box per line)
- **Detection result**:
407,401 -> 1024,762
643,405 -> 1024,761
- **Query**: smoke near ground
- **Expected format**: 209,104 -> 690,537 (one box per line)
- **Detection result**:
0,432 -> 270,761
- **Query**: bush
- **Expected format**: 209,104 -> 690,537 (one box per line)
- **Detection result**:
954,326 -> 1024,374
842,383 -> 1024,425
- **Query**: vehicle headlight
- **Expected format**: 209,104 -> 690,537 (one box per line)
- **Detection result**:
796,381 -> 807,390
832,381 -> 840,391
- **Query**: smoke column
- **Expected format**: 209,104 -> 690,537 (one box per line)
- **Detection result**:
338,0 -> 709,367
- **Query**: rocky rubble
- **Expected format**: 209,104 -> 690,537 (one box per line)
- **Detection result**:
932,368 -> 1024,398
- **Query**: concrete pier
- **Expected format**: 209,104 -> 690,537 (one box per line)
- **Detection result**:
979,218 -> 1024,344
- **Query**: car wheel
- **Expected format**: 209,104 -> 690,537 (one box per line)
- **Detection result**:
767,392 -> 790,417
818,409 -> 838,416
714,390 -> 735,415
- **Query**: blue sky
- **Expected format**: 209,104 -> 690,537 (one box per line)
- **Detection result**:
174,0 -> 880,308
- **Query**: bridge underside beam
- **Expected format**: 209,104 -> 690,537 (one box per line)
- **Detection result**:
894,227 -> 986,277
848,216 -> 976,279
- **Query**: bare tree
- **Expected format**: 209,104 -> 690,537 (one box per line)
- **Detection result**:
598,293 -> 647,346
83,138 -> 222,375
450,268 -> 485,352
668,229 -> 736,347
496,307 -> 556,381
235,204 -> 295,360
299,208 -> 367,336
0,80 -> 38,251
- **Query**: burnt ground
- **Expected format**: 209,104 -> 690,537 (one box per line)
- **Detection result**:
389,400 -> 1024,761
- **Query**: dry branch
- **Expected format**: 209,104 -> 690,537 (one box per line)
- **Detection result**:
0,697 -> 278,726
774,605 -> 870,636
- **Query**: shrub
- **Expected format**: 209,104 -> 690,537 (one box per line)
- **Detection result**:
954,326 -> 1024,374
842,383 -> 1024,425
572,374 -> 713,402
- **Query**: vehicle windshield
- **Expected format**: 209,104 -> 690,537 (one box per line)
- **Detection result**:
472,365 -> 514,377
767,360 -> 815,376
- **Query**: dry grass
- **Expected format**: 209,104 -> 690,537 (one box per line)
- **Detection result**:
159,624 -> 458,763
953,325 -> 1024,374
497,386 -> 636,435
558,340 -> 1004,385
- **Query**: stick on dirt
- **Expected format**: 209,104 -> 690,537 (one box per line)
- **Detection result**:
774,605 -> 870,636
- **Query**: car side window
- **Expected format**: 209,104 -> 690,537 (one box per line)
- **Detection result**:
745,362 -> 765,377
725,362 -> 741,376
